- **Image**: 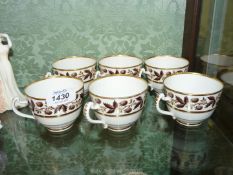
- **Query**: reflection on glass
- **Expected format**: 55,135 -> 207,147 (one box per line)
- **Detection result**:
197,0 -> 233,77
0,137 -> 7,173
218,69 -> 233,102
196,0 -> 233,136
170,123 -> 208,174
214,166 -> 233,175
100,126 -> 137,149
200,54 -> 233,77
41,124 -> 79,147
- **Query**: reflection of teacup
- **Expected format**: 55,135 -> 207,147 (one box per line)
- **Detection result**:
214,167 -> 233,175
84,75 -> 148,132
101,127 -> 137,148
218,69 -> 233,101
96,55 -> 143,77
41,124 -> 79,147
200,54 -> 233,77
12,76 -> 84,132
171,123 -> 207,173
142,55 -> 189,93
156,73 -> 223,126
52,56 -> 96,94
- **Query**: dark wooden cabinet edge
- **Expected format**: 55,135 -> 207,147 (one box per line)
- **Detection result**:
182,0 -> 202,71
182,0 -> 233,143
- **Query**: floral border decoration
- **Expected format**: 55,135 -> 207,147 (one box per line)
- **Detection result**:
91,93 -> 146,116
28,90 -> 84,117
53,66 -> 96,82
99,66 -> 141,76
146,66 -> 189,83
165,89 -> 222,112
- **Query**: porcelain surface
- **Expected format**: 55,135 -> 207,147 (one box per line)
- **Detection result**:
156,73 -> 223,126
0,94 -> 233,175
98,55 -> 143,77
84,75 -> 148,131
12,76 -> 84,132
52,56 -> 96,94
144,55 -> 189,93
0,33 -> 27,113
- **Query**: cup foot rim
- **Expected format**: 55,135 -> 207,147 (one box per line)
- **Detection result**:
47,124 -> 73,133
176,120 -> 202,127
108,125 -> 132,132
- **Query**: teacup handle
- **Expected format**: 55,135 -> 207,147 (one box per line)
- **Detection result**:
139,68 -> 150,77
156,93 -> 176,119
148,84 -> 154,91
12,97 -> 35,120
139,68 -> 153,91
45,72 -> 52,78
83,102 -> 108,128
94,71 -> 100,79
94,71 -> 107,79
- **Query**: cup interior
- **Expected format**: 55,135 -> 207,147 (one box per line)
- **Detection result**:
89,76 -> 147,98
200,54 -> 233,66
99,55 -> 142,68
25,77 -> 83,99
52,57 -> 96,70
145,55 -> 189,69
164,73 -> 223,94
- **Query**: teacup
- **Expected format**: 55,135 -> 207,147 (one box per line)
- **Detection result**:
141,55 -> 189,93
52,56 -> 96,95
156,72 -> 223,126
12,76 -> 84,132
200,54 -> 233,77
83,75 -> 148,132
96,55 -> 143,77
218,69 -> 233,101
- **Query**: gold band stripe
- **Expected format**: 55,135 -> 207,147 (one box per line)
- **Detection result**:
166,103 -> 216,113
95,107 -> 144,117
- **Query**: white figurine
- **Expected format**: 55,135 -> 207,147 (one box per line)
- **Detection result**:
0,33 -> 27,114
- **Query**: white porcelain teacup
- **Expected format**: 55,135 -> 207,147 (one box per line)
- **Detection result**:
200,54 -> 233,77
96,55 -> 143,77
83,75 -> 148,132
141,55 -> 189,93
12,76 -> 84,132
156,72 -> 223,126
52,56 -> 96,95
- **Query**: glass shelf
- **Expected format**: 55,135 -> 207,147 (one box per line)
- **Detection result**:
0,94 -> 233,175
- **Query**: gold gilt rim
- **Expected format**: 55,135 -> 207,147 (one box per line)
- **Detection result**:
217,69 -> 233,87
98,54 -> 143,69
52,56 -> 97,71
108,125 -> 133,131
95,108 -> 144,117
167,103 -> 216,113
89,74 -> 148,99
145,55 -> 189,70
175,120 -> 202,127
24,75 -> 84,100
34,105 -> 82,118
200,53 -> 233,67
46,123 -> 73,131
163,72 -> 224,96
